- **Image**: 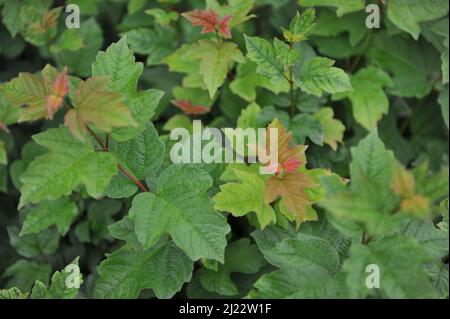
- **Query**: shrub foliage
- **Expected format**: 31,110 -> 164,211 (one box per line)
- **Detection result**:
0,0 -> 448,299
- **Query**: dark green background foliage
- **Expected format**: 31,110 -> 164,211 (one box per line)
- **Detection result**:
0,0 -> 449,299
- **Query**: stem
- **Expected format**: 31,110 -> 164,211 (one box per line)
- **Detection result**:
118,165 -> 149,192
105,134 -> 110,150
361,231 -> 373,245
288,43 -> 297,117
86,126 -> 105,150
86,126 -> 149,192
289,72 -> 297,117
215,30 -> 223,46
349,31 -> 373,73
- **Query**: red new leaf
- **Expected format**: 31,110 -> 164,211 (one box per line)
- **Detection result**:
183,9 -> 233,39
218,15 -> 232,39
46,67 -> 68,119
182,9 -> 219,34
172,100 -> 210,116
262,119 -> 307,176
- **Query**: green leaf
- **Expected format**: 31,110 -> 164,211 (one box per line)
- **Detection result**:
31,258 -> 83,299
19,127 -> 118,207
320,131 -> 401,236
164,42 -> 199,76
172,86 -> 214,110
249,231 -> 344,298
0,71 -> 48,122
108,215 -> 141,248
1,0 -> 21,37
0,287 -> 28,299
244,35 -> 286,83
128,0 -> 147,14
368,33 -> 441,98
120,27 -> 177,66
298,0 -> 365,17
3,260 -> 51,292
9,141 -> 46,191
300,214 -> 352,261
111,123 -> 165,180
94,240 -> 193,299
0,92 -> 20,127
192,40 -> 244,98
198,239 -> 266,296
20,197 -> 78,236
92,37 -> 164,141
295,57 -> 352,97
92,37 -> 143,95
58,19 -> 103,77
399,219 -> 449,259
290,113 -> 323,145
237,102 -> 261,129
312,107 -> 345,150
387,0 -> 449,40
256,106 -> 290,128
50,29 -> 84,54
18,5 -> 60,47
413,162 -> 449,202
104,174 -> 138,199
117,89 -> 164,141
130,165 -> 230,262
283,9 -> 315,42
0,140 -> 6,165
146,8 -> 179,25
344,237 -> 438,298
427,263 -> 449,298
230,61 -> 289,102
313,10 -> 367,46
321,189 -> 403,237
443,38 -> 449,84
333,67 -> 393,131
439,85 -> 449,130
162,114 -> 192,133
438,198 -> 449,233
75,199 -> 122,245
274,38 -> 301,68
214,167 -> 276,229
8,226 -> 59,258
350,130 -> 394,191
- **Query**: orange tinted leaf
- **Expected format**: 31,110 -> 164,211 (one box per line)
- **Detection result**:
0,65 -> 68,122
51,67 -> 69,97
182,9 -> 219,34
263,119 -> 308,175
29,8 -> 60,34
391,162 -> 431,218
265,171 -> 318,222
391,162 -> 415,197
172,99 -> 210,116
64,109 -> 87,141
46,67 -> 68,119
0,73 -> 48,121
218,15 -> 232,39
65,77 -> 136,140
400,195 -> 430,218
46,95 -> 63,119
